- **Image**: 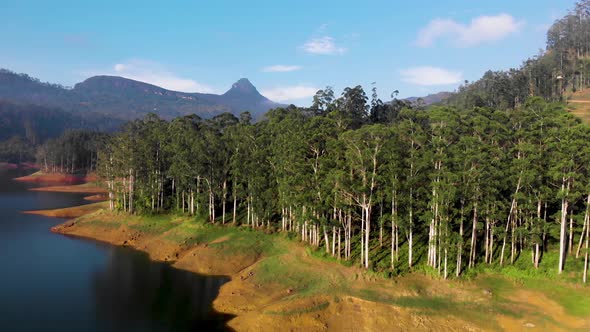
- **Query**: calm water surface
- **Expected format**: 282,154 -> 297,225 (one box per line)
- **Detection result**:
0,169 -> 231,331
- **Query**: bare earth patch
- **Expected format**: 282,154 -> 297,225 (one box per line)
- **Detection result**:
49,210 -> 590,331
23,202 -> 107,218
29,183 -> 106,194
14,171 -> 97,185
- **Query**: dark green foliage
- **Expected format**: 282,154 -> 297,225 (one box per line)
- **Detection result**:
36,130 -> 110,173
447,1 -> 590,109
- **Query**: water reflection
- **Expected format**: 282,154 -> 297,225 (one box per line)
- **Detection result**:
92,245 -> 234,331
0,169 -> 234,332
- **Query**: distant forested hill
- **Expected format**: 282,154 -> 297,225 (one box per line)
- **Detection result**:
0,100 -> 123,162
0,69 -> 284,120
404,92 -> 452,106
447,1 -> 590,109
0,100 -> 121,143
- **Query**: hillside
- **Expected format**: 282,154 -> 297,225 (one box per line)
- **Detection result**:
0,69 -> 285,120
0,100 -> 122,143
567,89 -> 590,125
52,211 -> 590,331
404,91 -> 452,106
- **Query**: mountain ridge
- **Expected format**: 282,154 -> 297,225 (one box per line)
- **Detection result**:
0,69 -> 284,120
403,91 -> 452,106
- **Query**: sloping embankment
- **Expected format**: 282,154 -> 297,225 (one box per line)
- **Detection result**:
50,210 -> 590,331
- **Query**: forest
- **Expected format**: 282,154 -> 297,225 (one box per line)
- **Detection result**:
16,0 -> 590,283
92,93 -> 590,282
0,100 -> 120,163
448,0 -> 590,109
81,1 -> 590,283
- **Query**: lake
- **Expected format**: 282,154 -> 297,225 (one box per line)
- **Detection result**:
0,169 -> 231,331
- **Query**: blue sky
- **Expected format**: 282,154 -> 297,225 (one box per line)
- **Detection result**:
0,0 -> 575,105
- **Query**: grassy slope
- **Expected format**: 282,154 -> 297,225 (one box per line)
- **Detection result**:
57,210 -> 590,331
567,89 -> 590,124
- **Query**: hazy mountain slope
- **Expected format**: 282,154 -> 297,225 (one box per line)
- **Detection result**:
404,91 -> 453,105
0,100 -> 122,143
0,69 -> 284,120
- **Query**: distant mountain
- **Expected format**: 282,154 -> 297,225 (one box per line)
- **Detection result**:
404,91 -> 453,106
0,99 -> 122,143
0,69 -> 285,120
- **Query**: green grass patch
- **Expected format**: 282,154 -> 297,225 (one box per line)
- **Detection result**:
253,255 -> 334,297
126,214 -> 180,234
264,301 -> 329,316
79,218 -> 121,229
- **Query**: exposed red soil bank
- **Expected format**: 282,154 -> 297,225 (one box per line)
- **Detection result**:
23,202 -> 107,218
29,183 -> 106,194
14,171 -> 98,185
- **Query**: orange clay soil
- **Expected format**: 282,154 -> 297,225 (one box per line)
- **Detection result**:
51,210 -> 590,332
83,194 -> 108,201
23,202 -> 107,219
14,171 -> 98,185
29,183 -> 106,194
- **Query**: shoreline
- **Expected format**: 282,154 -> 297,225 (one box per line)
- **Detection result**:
23,202 -> 107,218
49,209 -> 590,331
14,171 -> 99,185
29,183 -> 106,194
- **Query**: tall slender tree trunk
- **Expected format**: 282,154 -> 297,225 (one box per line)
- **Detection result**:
233,195 -> 237,224
128,169 -> 134,214
584,210 -> 589,283
324,226 -> 330,254
457,203 -> 464,277
559,177 -> 570,274
569,213 -> 575,255
338,228 -> 341,261
469,203 -> 478,268
501,175 -> 521,266
578,194 -> 590,258
408,188 -> 414,269
360,207 -> 365,267
221,180 -> 227,225
365,205 -> 370,269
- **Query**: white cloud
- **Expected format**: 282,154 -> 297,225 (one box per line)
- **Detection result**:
262,65 -> 302,73
104,59 -> 215,93
261,85 -> 318,102
302,36 -> 346,55
401,66 -> 463,86
416,14 -> 523,47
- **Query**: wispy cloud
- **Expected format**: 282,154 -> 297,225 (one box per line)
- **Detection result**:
301,36 -> 346,55
261,85 -> 318,102
416,14 -> 523,47
262,65 -> 302,73
90,59 -> 216,93
400,66 -> 463,86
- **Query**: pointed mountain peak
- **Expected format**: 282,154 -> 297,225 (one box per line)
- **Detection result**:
224,78 -> 260,96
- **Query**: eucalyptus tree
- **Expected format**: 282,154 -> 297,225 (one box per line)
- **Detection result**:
336,85 -> 369,129
227,112 -> 254,224
166,115 -> 200,213
311,86 -> 336,116
425,107 -> 460,277
341,124 -> 391,268
547,112 -> 586,273
393,109 -> 429,269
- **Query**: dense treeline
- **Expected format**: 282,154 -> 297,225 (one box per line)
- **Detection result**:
0,136 -> 35,163
36,130 -> 109,174
97,90 -> 590,281
0,100 -> 121,163
449,1 -> 590,109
